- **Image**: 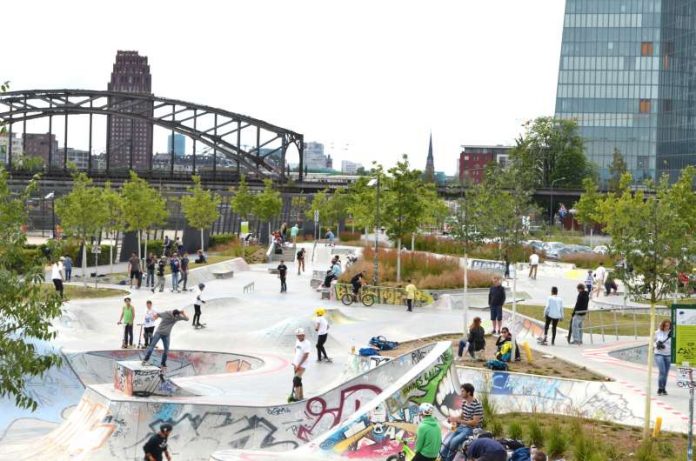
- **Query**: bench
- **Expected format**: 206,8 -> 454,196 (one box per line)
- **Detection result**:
212,270 -> 234,279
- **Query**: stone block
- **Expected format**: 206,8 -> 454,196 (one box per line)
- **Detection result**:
114,361 -> 161,396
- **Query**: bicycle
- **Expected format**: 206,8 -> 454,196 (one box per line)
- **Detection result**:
385,437 -> 414,461
341,289 -> 376,307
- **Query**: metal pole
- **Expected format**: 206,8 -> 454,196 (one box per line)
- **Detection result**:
688,368 -> 694,461
51,198 -> 56,239
550,184 -> 554,226
373,177 -> 380,286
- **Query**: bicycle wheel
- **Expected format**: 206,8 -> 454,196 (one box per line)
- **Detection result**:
361,293 -> 376,307
341,293 -> 354,306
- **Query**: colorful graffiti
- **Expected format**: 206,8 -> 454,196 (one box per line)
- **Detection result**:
334,283 -> 434,306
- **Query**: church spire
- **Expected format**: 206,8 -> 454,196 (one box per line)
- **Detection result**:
424,132 -> 435,182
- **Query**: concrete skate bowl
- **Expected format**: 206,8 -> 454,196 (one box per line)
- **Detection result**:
210,341 -> 459,461
0,343 -> 450,461
0,348 -> 263,450
164,257 -> 250,286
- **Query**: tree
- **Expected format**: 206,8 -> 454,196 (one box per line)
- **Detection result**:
180,176 -> 221,252
306,189 -> 333,236
596,168 -> 696,438
253,179 -> 282,240
290,196 -> 308,225
382,155 -> 428,282
607,148 -> 628,192
509,117 -> 590,189
55,173 -> 108,286
574,177 -> 603,245
0,168 -> 63,410
121,171 -> 168,260
231,175 -> 256,223
346,176 -> 380,239
102,182 -> 124,274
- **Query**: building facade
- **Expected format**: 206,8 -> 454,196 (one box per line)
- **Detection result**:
457,145 -> 511,184
106,51 -> 154,171
57,148 -> 90,171
23,133 -> 59,167
0,133 -> 23,164
167,133 -> 185,157
303,142 -> 333,170
341,160 -> 362,174
555,0 -> 696,182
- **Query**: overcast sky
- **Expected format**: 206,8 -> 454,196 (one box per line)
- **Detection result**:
4,0 -> 565,174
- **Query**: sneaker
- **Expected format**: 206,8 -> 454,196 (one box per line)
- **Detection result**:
151,288 -> 155,293
141,360 -> 148,366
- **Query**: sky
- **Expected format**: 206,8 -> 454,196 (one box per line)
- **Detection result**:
3,0 -> 566,175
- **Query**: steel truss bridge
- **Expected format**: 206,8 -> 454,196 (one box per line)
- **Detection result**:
0,89 -> 305,181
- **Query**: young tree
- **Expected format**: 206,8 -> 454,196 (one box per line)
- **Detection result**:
102,182 -> 124,274
607,148 -> 628,192
231,175 -> 256,224
253,179 -> 282,240
597,168 -> 696,438
346,176 -> 380,240
306,189 -> 334,236
121,171 -> 168,261
180,175 -> 221,252
0,169 -> 63,410
55,173 -> 108,286
574,177 -> 603,245
290,196 -> 308,225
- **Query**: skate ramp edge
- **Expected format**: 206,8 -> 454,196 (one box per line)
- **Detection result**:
164,257 -> 250,286
210,341 -> 459,461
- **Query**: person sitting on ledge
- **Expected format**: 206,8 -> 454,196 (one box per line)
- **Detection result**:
195,249 -> 207,264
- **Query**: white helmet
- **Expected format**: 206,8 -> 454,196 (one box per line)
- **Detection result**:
419,403 -> 434,415
295,328 -> 305,335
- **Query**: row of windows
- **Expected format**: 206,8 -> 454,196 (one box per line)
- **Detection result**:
557,111 -> 656,128
566,0 -> 661,14
563,26 -> 661,43
560,55 -> 660,71
565,13 -> 644,28
559,69 -> 659,85
557,83 -> 658,99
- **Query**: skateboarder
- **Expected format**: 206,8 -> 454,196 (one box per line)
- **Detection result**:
314,308 -> 331,362
192,283 -> 207,329
142,309 -> 189,368
290,328 -> 311,401
143,423 -> 173,461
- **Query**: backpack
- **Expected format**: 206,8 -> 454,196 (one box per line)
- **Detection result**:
369,336 -> 399,351
509,447 -> 531,461
485,359 -> 508,371
359,347 -> 380,357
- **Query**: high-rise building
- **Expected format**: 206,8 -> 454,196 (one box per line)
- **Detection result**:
106,51 -> 153,171
23,133 -> 59,167
167,133 -> 186,157
0,133 -> 23,164
555,0 -> 696,182
424,133 -> 435,182
303,142 -> 333,170
341,160 -> 362,174
57,148 -> 90,171
457,145 -> 511,184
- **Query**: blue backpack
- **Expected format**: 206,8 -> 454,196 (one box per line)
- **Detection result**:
485,359 -> 509,371
509,447 -> 530,461
369,336 -> 399,351
359,347 -> 380,357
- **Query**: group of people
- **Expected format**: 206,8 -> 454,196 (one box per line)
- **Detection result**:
322,255 -> 344,288
289,308 -> 333,402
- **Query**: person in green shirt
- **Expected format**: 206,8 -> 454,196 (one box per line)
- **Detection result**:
290,223 -> 300,243
118,297 -> 136,349
414,403 -> 442,461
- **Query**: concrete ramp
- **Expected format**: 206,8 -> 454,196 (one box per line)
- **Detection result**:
210,341 -> 459,461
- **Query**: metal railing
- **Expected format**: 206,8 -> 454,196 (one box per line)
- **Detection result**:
243,282 -> 255,294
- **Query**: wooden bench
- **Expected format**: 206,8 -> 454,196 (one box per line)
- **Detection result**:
212,270 -> 234,279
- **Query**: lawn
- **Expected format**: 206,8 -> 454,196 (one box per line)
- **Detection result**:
43,284 -> 127,299
512,304 -> 670,338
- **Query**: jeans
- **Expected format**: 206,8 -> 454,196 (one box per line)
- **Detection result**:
458,339 -> 469,357
407,299 -> 413,311
143,332 -> 170,367
571,314 -> 585,343
655,354 -> 671,391
297,259 -> 305,274
178,271 -> 188,290
317,334 -> 328,360
441,425 -> 473,461
53,278 -> 64,298
544,316 -> 560,344
171,272 -> 179,290
146,269 -> 155,287
123,324 -> 133,346
155,275 -> 165,292
65,268 -> 72,282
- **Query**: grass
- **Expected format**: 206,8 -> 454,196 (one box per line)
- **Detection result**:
560,252 -> 615,268
43,284 -> 127,299
514,304 -> 670,338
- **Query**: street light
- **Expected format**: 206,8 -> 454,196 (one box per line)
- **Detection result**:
45,191 -> 56,239
368,177 -> 380,286
549,177 -> 566,226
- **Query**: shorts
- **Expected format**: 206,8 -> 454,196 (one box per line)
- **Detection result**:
490,305 -> 503,321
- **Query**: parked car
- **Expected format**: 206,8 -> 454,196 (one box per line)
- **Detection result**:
593,245 -> 609,255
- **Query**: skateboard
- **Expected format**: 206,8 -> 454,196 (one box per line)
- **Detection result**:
318,357 -> 333,363
193,323 -> 207,329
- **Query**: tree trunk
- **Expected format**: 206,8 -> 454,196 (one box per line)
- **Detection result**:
137,231 -> 142,261
396,238 -> 402,283
643,295 -> 658,438
144,230 -> 148,267
109,238 -> 114,275
82,240 -> 88,287
201,228 -> 205,252
268,221 -> 271,242
463,253 -> 469,333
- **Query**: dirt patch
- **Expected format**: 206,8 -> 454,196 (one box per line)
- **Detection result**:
380,334 -> 609,381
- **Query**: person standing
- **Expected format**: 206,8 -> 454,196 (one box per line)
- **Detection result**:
178,252 -> 190,291
118,297 -> 135,349
192,283 -> 207,329
142,309 -> 189,368
655,319 -> 673,395
569,283 -> 589,345
541,286 -> 563,346
153,255 -> 167,293
593,262 -> 607,298
278,260 -> 288,293
143,423 -> 173,461
145,253 -> 156,288
51,259 -> 65,299
170,253 -> 181,293
442,383 -> 484,461
314,308 -> 331,362
128,252 -> 142,289
413,403 -> 441,461
290,328 -> 311,401
405,279 -> 417,312
290,223 -> 300,243
503,254 -> 510,280
528,249 -> 539,280
296,247 -> 306,275
163,235 -> 171,257
584,270 -> 593,295
63,255 -> 73,282
488,276 -> 506,335
143,300 -> 157,348
325,229 -> 335,247
175,237 -> 184,256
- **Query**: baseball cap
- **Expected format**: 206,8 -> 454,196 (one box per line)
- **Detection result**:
295,328 -> 305,335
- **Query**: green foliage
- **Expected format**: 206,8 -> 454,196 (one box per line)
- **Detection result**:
480,391 -> 498,423
253,179 -> 282,222
545,424 -> 569,457
180,176 -> 221,250
121,171 -> 168,235
345,176 -> 380,231
527,419 -> 545,447
507,421 -> 523,440
490,418 -> 503,437
607,148 -> 627,192
209,233 -> 237,248
230,175 -> 256,220
509,116 -> 590,188
382,155 -> 430,243
0,168 -> 63,410
575,177 -> 602,227
101,181 -> 124,235
635,438 -> 658,461
55,173 -> 107,242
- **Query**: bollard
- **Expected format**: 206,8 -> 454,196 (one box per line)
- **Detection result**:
653,416 -> 662,438
523,341 -> 533,362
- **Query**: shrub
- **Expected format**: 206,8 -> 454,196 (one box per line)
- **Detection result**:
545,424 -> 569,458
560,252 -> 615,268
480,392 -> 498,424
209,233 -> 237,248
507,421 -> 523,440
636,439 -> 658,461
527,419 -> 545,448
339,231 -> 362,242
490,418 -> 503,437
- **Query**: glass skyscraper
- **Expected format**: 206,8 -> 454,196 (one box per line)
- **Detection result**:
554,0 -> 696,182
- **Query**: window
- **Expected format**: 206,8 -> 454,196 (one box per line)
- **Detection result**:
639,99 -> 651,113
663,99 -> 672,112
641,42 -> 654,56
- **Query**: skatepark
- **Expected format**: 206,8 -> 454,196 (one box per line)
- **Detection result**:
0,243 -> 691,460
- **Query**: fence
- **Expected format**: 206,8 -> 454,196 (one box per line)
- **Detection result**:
243,282 -> 255,294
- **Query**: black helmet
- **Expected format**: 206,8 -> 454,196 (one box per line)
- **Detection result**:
198,283 -> 205,289
160,423 -> 173,433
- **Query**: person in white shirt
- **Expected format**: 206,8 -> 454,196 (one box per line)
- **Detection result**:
143,300 -> 157,348
593,263 -> 607,298
51,259 -> 65,298
290,328 -> 311,401
314,308 -> 332,363
192,283 -> 207,328
655,319 -> 673,396
528,250 -> 539,280
541,286 -> 564,346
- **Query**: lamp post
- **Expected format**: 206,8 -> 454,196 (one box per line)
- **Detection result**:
45,191 -> 55,239
549,177 -> 566,226
368,176 -> 380,286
